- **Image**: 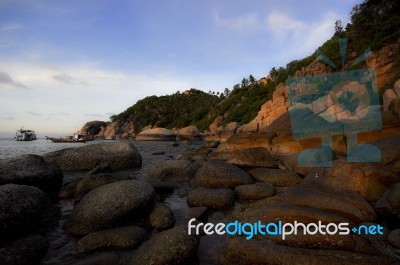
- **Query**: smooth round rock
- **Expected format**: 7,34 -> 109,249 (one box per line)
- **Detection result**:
388,229 -> 400,249
187,187 -> 234,210
64,180 -> 155,236
75,226 -> 147,253
235,183 -> 276,200
128,226 -> 199,265
0,154 -> 63,195
148,160 -> 198,182
248,168 -> 301,187
148,203 -> 175,231
0,235 -> 49,265
194,160 -> 253,189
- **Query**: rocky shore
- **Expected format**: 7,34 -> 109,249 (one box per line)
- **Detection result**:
1,104 -> 400,265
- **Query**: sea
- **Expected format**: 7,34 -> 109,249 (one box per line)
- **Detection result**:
0,138 -> 225,265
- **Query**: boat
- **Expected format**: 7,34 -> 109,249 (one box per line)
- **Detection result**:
15,128 -> 37,141
46,133 -> 87,143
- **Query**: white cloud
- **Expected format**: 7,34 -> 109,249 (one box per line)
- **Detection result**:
267,12 -> 305,39
214,12 -> 258,30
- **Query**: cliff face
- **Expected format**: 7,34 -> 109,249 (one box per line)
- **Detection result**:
78,121 -> 135,139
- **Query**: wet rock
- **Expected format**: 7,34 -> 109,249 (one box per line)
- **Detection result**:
58,178 -> 82,199
214,132 -> 277,153
388,229 -> 400,249
194,160 -> 253,189
87,162 -> 112,175
375,182 -> 400,219
75,226 -> 147,253
150,181 -> 176,194
148,160 -> 198,183
136,128 -> 176,141
235,183 -> 275,200
128,226 -> 199,265
0,184 -> 54,242
187,187 -> 234,210
148,203 -> 175,231
284,183 -> 377,223
74,173 -> 135,202
227,147 -> 278,168
204,141 -> 220,149
220,237 -> 391,265
303,160 -> 399,201
44,142 -> 142,171
0,154 -> 63,195
0,235 -> 49,265
64,180 -> 155,236
185,206 -> 208,221
152,151 -> 166,155
248,168 -> 301,187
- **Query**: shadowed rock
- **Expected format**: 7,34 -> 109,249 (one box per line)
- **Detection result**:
187,187 -> 234,210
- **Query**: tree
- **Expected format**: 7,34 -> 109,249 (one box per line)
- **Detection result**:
224,88 -> 230,97
249,74 -> 256,85
334,20 -> 343,34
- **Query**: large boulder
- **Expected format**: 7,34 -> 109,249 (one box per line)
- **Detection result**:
226,147 -> 278,168
214,132 -> 277,154
78,120 -> 108,136
148,160 -> 198,183
187,187 -> 234,210
136,128 -> 176,141
284,183 -> 377,223
128,226 -> 199,265
194,160 -> 253,189
303,160 -> 399,201
235,183 -> 275,200
374,182 -> 400,219
64,180 -> 155,236
75,226 -> 147,253
0,154 -> 63,195
148,203 -> 175,231
43,142 -> 142,171
388,229 -> 400,250
0,184 -> 54,242
248,168 -> 301,187
0,235 -> 49,265
74,173 -> 135,202
177,126 -> 201,139
220,238 -> 391,265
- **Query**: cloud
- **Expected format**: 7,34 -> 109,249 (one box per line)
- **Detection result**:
2,117 -> 15,120
27,111 -> 42,116
0,71 -> 29,89
84,113 -> 103,118
265,11 -> 338,56
267,12 -> 305,39
58,112 -> 71,116
214,12 -> 258,30
52,73 -> 74,84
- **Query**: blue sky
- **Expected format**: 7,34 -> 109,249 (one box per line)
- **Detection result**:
0,0 -> 361,137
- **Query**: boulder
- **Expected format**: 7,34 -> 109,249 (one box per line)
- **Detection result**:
383,89 -> 398,112
75,226 -> 147,253
43,142 -> 142,171
148,160 -> 198,183
0,235 -> 49,265
372,136 -> 400,173
74,173 -> 135,202
388,229 -> 400,249
284,183 -> 377,223
303,160 -> 399,201
248,168 -> 301,187
64,180 -> 155,236
375,182 -> 400,219
136,128 -> 176,141
220,237 -> 391,265
214,132 -> 277,154
235,183 -> 275,200
148,203 -> 175,231
0,154 -> 63,195
194,160 -> 253,189
185,206 -> 208,221
187,187 -> 234,210
0,184 -> 54,242
74,252 -> 120,265
128,226 -> 199,265
78,120 -> 108,136
177,126 -> 201,139
226,147 -> 278,168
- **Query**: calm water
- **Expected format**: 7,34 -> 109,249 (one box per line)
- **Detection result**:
0,138 -> 221,265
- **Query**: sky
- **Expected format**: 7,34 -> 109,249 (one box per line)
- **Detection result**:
0,0 -> 362,137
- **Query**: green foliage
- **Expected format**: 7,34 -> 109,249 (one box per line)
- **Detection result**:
111,89 -> 220,132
